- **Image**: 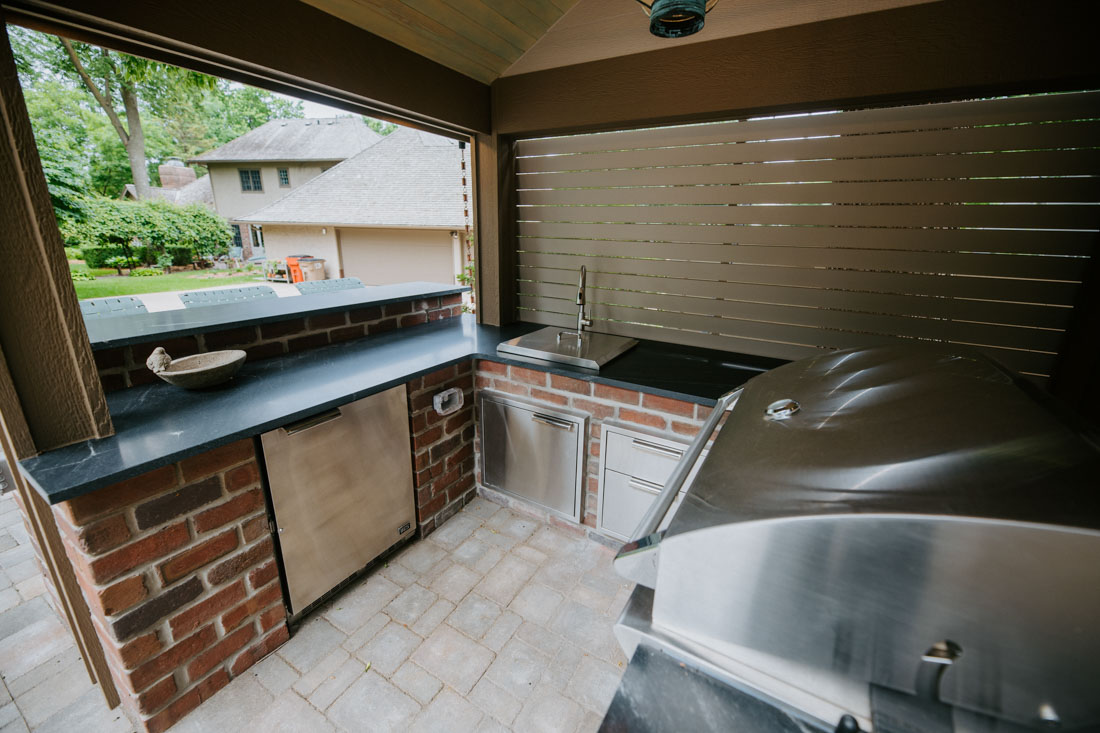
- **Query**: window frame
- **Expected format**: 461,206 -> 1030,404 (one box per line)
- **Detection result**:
238,168 -> 263,192
277,167 -> 290,187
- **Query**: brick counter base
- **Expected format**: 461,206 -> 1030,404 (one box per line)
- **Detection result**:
406,363 -> 476,536
474,359 -> 708,534
95,294 -> 463,392
51,439 -> 286,733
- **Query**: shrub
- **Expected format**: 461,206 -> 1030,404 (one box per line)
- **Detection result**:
63,246 -> 83,260
80,245 -> 124,268
166,245 -> 193,266
70,269 -> 95,281
129,268 -> 163,277
62,196 -> 232,261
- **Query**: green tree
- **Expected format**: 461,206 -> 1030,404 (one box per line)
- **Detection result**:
11,25 -> 214,199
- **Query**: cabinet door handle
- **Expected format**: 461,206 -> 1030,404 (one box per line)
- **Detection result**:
628,477 -> 664,493
283,408 -> 342,435
531,413 -> 575,431
631,438 -> 683,459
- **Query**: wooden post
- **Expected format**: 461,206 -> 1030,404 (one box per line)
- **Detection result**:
473,132 -> 517,326
0,344 -> 120,708
0,17 -> 112,451
0,19 -> 120,710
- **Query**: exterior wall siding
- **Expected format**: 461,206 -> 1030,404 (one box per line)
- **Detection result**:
261,225 -> 342,279
51,439 -> 286,733
94,294 -> 464,393
205,163 -> 329,221
473,359 -> 707,538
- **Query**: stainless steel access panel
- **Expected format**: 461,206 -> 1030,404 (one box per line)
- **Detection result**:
262,385 -> 415,616
480,393 -> 585,521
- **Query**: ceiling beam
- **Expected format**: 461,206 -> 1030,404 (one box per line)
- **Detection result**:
2,0 -> 491,135
493,0 -> 1100,137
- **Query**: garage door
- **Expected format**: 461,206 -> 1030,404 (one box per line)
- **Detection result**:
339,228 -> 457,286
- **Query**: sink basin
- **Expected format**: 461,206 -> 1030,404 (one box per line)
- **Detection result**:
497,327 -> 638,371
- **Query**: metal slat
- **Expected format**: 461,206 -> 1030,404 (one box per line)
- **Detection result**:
516,220 -> 1096,255
518,203 -> 1098,230
513,93 -> 1099,375
517,149 -> 1100,189
518,304 -> 1056,375
516,121 -> 1100,174
518,268 -> 1074,330
517,251 -> 1078,304
517,283 -> 1065,353
517,177 -> 1100,206
516,238 -> 1089,282
517,92 -> 1100,157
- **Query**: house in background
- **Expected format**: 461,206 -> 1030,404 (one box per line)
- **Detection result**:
238,127 -> 468,284
188,117 -> 381,256
120,157 -> 214,208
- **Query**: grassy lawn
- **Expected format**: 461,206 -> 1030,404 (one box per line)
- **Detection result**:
69,262 -> 117,278
73,271 -> 264,299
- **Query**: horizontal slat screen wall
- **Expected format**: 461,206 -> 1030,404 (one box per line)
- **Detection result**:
514,91 -> 1100,381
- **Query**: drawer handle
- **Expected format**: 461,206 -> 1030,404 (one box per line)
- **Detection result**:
531,413 -> 575,431
628,477 -> 664,493
283,408 -> 342,435
631,438 -> 683,459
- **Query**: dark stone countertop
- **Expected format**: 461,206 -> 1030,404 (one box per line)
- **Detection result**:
85,281 -> 469,350
20,316 -> 783,504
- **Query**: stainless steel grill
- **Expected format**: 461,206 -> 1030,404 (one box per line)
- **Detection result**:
611,344 -> 1100,732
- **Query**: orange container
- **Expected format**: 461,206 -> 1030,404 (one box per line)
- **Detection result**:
285,254 -> 312,284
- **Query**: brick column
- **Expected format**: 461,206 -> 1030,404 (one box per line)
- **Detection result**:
406,362 -> 476,536
51,439 -> 288,732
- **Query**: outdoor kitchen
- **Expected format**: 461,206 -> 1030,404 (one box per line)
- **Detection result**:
0,2 -> 1098,733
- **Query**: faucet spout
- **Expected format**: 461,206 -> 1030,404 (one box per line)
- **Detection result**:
576,266 -> 592,335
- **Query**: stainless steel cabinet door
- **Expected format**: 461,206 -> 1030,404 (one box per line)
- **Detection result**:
262,385 -> 415,615
480,395 -> 584,520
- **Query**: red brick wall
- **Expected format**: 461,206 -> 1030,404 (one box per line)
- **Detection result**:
95,294 -> 463,392
474,359 -> 707,531
51,439 -> 286,733
406,362 -> 476,536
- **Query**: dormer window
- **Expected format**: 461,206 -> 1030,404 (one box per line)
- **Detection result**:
278,168 -> 290,187
239,168 -> 262,192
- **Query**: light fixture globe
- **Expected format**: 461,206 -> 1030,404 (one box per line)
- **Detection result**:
639,0 -> 718,39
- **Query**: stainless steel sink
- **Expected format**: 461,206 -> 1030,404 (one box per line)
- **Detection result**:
497,326 -> 637,371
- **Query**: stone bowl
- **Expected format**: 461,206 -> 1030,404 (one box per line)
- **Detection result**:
151,350 -> 247,389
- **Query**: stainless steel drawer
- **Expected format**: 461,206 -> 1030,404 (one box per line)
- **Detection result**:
604,431 -> 686,486
601,470 -> 684,540
480,394 -> 586,521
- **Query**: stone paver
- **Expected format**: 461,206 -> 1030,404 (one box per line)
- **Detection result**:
0,489 -> 631,732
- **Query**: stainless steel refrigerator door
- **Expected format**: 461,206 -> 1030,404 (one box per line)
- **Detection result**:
480,394 -> 584,521
262,385 -> 415,615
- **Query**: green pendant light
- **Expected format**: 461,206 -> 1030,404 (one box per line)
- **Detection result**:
636,0 -> 719,38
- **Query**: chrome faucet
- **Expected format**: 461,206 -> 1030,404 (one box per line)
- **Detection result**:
575,265 -> 593,334
558,265 -> 592,342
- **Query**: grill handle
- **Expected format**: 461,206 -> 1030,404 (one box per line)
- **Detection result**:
629,387 -> 742,541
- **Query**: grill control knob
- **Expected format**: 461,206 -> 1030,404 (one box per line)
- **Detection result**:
765,398 -> 800,420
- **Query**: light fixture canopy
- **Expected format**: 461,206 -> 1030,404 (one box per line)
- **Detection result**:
636,0 -> 719,39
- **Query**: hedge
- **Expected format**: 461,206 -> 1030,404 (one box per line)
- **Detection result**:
61,196 -> 232,261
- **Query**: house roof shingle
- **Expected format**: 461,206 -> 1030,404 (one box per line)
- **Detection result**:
188,117 -> 381,164
121,175 -> 214,208
236,128 -> 468,229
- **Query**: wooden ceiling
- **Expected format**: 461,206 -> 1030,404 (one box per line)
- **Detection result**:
297,0 -> 581,84
300,0 -> 940,84
502,0 -> 942,77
